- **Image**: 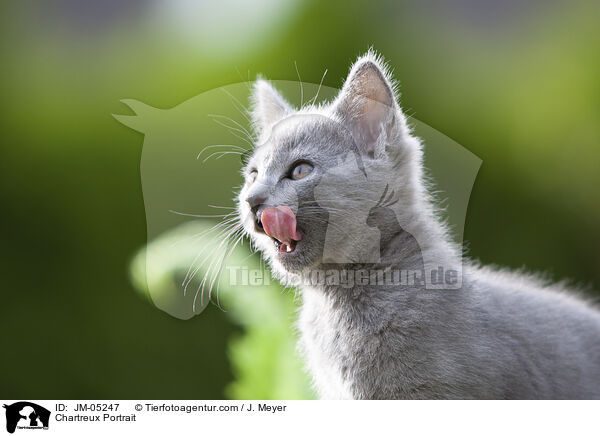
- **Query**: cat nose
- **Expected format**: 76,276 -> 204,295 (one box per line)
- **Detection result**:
246,193 -> 267,215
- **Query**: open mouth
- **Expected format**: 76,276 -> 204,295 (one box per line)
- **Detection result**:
273,237 -> 298,253
256,206 -> 302,254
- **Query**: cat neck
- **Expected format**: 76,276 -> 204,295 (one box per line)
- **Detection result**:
303,202 -> 462,304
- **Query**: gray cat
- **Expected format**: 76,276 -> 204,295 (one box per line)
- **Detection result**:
236,50 -> 600,399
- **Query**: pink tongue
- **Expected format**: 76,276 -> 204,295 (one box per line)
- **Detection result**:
261,206 -> 302,245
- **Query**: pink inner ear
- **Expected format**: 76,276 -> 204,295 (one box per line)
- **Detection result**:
358,96 -> 394,156
335,60 -> 397,157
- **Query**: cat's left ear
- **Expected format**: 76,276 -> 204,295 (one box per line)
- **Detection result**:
333,52 -> 402,157
250,78 -> 294,140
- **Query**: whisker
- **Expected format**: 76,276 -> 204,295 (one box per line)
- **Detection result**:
209,117 -> 253,146
187,223 -> 240,300
208,114 -> 254,142
194,224 -> 244,311
181,220 -> 241,291
310,69 -> 328,108
207,204 -> 236,210
170,215 -> 239,249
196,144 -> 247,160
175,219 -> 241,289
168,210 -> 236,219
220,88 -> 253,125
210,227 -> 246,310
202,151 -> 244,163
294,61 -> 304,108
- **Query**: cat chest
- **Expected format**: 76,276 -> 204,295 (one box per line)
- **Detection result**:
298,297 -> 385,398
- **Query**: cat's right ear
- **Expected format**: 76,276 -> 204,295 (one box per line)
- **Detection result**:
250,78 -> 293,140
332,52 -> 404,158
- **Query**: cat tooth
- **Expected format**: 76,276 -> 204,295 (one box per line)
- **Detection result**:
286,244 -> 292,253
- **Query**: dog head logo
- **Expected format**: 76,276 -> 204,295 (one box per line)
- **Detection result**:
114,80 -> 481,319
3,402 -> 50,433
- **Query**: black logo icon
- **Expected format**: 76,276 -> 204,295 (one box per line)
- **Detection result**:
3,402 -> 50,434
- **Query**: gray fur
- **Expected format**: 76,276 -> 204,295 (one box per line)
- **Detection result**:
237,50 -> 600,399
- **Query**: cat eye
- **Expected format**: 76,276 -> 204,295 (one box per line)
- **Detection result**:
291,163 -> 313,180
247,170 -> 258,184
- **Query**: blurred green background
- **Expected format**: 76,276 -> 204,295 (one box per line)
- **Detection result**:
1,0 -> 599,399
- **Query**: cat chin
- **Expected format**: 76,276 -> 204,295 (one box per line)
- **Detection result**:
248,230 -> 309,269
274,253 -> 310,273
263,239 -> 320,274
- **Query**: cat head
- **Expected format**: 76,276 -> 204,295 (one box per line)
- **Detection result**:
237,50 -> 424,278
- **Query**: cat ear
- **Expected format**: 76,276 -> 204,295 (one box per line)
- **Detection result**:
333,52 -> 400,157
250,78 -> 294,139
